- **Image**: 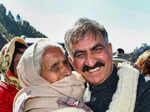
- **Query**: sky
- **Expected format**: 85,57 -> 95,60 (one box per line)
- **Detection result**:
0,0 -> 150,53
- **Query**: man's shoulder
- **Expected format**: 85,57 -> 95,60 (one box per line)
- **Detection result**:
138,75 -> 150,86
134,75 -> 150,112
137,75 -> 150,94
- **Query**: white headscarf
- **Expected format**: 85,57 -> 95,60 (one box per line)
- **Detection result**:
14,39 -> 85,112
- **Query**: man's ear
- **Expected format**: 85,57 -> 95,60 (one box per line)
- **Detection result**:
108,43 -> 113,57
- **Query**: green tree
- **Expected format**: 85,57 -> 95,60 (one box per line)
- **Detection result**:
7,11 -> 14,20
0,3 -> 47,39
0,4 -> 6,15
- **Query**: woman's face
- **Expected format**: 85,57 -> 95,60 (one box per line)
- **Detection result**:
41,47 -> 72,83
13,48 -> 26,77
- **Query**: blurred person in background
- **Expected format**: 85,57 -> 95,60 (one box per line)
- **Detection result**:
135,49 -> 150,77
113,48 -> 128,65
116,48 -> 125,57
0,37 -> 27,112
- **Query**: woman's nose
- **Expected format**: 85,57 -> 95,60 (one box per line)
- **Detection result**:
61,64 -> 72,76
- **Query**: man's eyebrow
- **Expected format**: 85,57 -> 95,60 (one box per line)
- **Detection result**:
90,43 -> 105,51
73,50 -> 85,57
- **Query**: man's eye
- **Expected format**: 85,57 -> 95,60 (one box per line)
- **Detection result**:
93,47 -> 103,53
74,53 -> 85,58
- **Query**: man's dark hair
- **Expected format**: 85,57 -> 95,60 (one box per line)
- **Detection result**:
117,48 -> 124,54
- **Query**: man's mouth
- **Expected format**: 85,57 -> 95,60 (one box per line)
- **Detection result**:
82,62 -> 105,72
88,66 -> 102,72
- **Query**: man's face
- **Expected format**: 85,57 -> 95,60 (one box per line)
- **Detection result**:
70,32 -> 113,85
41,47 -> 72,83
13,48 -> 26,78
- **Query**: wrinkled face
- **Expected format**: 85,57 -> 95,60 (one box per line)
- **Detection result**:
41,47 -> 72,83
13,48 -> 26,78
70,32 -> 113,85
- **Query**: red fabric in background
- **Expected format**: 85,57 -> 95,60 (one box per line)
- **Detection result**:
0,81 -> 18,112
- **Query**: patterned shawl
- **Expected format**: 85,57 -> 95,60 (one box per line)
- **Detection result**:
0,37 -> 27,89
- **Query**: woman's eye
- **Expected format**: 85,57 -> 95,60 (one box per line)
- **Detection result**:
51,64 -> 59,72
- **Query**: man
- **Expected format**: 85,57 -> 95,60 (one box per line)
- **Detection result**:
116,48 -> 125,57
0,37 -> 27,112
64,18 -> 150,112
113,48 -> 128,65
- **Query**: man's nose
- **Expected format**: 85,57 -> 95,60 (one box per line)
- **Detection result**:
85,53 -> 97,67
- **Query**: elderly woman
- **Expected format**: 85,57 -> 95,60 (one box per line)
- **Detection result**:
13,39 -> 92,112
135,49 -> 150,77
0,37 -> 27,112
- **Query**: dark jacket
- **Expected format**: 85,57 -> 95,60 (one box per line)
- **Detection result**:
88,66 -> 150,112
